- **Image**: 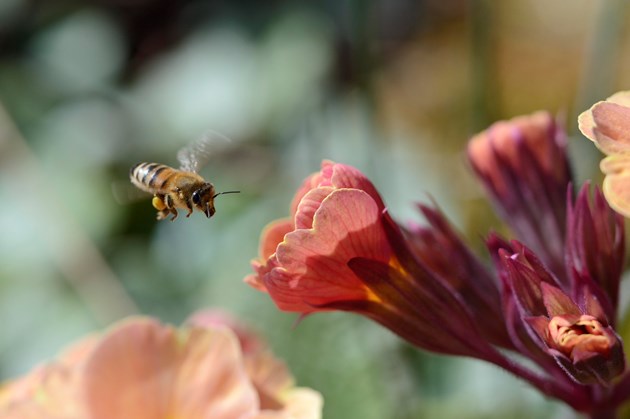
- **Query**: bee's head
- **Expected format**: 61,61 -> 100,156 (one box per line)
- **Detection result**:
191,183 -> 216,218
192,184 -> 240,218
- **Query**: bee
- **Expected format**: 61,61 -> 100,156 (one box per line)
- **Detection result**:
129,133 -> 239,221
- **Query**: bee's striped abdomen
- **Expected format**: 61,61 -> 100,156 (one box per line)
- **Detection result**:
130,162 -> 174,193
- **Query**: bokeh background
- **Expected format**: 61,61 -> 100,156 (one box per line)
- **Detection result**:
1,1 -> 629,418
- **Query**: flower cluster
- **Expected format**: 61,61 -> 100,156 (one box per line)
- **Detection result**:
246,109 -> 628,415
0,313 -> 322,419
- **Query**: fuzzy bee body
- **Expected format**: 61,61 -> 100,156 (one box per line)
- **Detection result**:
130,162 -> 217,220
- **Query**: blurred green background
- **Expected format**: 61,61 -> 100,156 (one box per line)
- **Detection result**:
0,1 -> 629,418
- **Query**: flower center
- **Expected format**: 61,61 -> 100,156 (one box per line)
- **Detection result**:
548,315 -> 612,358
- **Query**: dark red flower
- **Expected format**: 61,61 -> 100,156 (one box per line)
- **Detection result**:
565,184 -> 625,323
497,242 -> 624,385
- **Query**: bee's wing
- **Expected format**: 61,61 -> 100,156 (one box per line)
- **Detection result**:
177,130 -> 233,173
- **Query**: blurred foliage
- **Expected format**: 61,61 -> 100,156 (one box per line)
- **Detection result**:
1,0 -> 629,418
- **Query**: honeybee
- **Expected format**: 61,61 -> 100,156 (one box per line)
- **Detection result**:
130,133 -> 239,221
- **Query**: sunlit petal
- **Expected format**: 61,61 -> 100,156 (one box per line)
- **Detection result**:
600,154 -> 630,218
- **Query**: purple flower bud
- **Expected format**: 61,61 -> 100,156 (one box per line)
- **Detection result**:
468,112 -> 572,283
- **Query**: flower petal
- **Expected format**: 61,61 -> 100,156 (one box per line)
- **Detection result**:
590,102 -> 630,155
540,282 -> 580,317
265,189 -> 390,311
329,165 -> 385,211
245,351 -> 293,410
406,205 -> 511,349
254,388 -> 323,419
81,318 -> 258,419
259,219 -> 294,261
289,161 -> 333,217
186,310 -> 265,356
171,327 -> 259,419
601,153 -> 630,218
579,91 -> 630,147
294,187 -> 334,230
80,318 -> 178,418
565,184 -> 624,321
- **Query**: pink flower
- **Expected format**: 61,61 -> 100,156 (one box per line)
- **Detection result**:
246,161 -> 514,360
0,316 -> 322,419
245,160 -> 388,312
579,91 -> 630,217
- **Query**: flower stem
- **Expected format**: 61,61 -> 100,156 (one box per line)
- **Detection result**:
482,349 -> 590,412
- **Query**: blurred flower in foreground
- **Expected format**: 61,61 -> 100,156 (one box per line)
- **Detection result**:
579,90 -> 630,217
0,315 -> 322,419
247,111 -> 629,417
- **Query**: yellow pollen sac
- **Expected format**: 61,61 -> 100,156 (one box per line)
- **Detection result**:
152,196 -> 167,210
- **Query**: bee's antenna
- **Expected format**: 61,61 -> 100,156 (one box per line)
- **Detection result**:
213,190 -> 240,198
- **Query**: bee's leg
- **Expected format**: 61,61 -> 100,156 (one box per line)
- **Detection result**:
185,202 -> 193,218
163,194 -> 174,208
160,194 -> 179,221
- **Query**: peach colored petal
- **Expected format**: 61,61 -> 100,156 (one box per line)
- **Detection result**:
0,362 -> 81,419
31,363 -> 81,418
259,218 -> 294,260
245,351 -> 293,410
579,91 -> 630,154
600,154 -> 630,218
266,189 -> 389,311
0,402 -> 51,419
0,366 -> 46,407
606,90 -> 630,107
170,327 -> 259,419
80,318 -> 178,418
289,161 -> 334,217
186,310 -> 265,355
246,218 -> 297,293
81,318 -> 259,419
244,260 -> 272,292
2,317 -> 322,419
578,107 -> 597,142
590,102 -> 630,154
587,129 -> 630,155
294,187 -> 333,230
328,164 -> 385,211
185,312 -> 323,418
288,161 -> 384,217
57,335 -> 99,367
254,388 -> 323,419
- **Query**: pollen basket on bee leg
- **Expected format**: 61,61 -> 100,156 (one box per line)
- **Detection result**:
152,196 -> 167,211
